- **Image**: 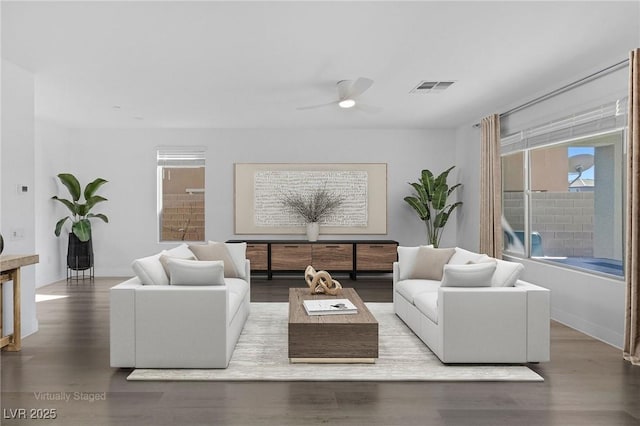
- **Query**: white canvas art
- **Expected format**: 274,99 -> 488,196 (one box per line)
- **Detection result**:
234,163 -> 387,235
253,170 -> 368,227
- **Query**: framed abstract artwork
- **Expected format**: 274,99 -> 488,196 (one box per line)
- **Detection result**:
234,163 -> 387,234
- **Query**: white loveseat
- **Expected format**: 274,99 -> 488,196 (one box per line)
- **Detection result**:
393,246 -> 550,364
110,243 -> 250,369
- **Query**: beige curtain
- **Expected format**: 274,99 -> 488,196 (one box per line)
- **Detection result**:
479,114 -> 503,258
624,48 -> 640,366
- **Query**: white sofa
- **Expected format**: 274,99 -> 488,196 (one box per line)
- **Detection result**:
393,246 -> 550,364
110,243 -> 251,369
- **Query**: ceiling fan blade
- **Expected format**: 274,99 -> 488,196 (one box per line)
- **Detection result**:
356,103 -> 383,114
296,100 -> 339,110
348,77 -> 374,99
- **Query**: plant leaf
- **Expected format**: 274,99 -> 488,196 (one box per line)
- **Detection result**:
448,183 -> 462,195
433,211 -> 448,229
72,219 -> 92,242
77,204 -> 88,217
54,217 -> 70,237
404,196 -> 429,220
448,201 -> 463,214
85,195 -> 108,213
435,165 -> 455,187
57,173 -> 81,202
409,182 -> 428,204
84,178 -> 108,200
51,196 -> 78,215
436,201 -> 463,228
432,185 -> 449,210
420,170 -> 435,200
88,213 -> 109,223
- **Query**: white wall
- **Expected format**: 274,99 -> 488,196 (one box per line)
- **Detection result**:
45,128 -> 457,276
454,59 -> 630,348
509,256 -> 625,348
454,123 -> 481,252
34,120 -> 70,286
1,59 -> 38,337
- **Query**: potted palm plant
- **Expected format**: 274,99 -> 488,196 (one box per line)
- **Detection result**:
52,173 -> 109,271
281,186 -> 343,241
404,166 -> 462,247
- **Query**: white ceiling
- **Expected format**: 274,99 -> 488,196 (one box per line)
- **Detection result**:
2,1 -> 639,129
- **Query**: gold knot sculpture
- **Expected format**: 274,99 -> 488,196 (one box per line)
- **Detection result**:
305,265 -> 342,296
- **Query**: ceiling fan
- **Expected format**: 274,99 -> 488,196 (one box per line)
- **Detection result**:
297,77 -> 381,113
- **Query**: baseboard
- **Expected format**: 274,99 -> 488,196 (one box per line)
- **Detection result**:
551,308 -> 623,349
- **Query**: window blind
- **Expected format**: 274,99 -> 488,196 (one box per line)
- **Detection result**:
157,148 -> 206,167
501,98 -> 628,155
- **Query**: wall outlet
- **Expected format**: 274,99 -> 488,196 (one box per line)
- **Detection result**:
16,184 -> 28,194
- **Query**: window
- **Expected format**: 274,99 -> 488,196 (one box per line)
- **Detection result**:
502,100 -> 626,278
157,148 -> 205,242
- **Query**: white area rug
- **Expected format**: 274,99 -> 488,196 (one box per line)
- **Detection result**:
127,303 -> 543,382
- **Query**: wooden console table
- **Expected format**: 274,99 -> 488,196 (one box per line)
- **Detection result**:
227,240 -> 398,280
0,254 -> 39,351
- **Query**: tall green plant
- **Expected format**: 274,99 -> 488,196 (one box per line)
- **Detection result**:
404,166 -> 462,247
52,173 -> 109,242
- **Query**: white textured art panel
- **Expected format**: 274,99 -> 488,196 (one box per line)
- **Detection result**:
234,163 -> 387,234
253,171 -> 368,227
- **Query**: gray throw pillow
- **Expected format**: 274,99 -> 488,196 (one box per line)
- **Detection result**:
159,253 -> 196,278
167,258 -> 225,286
441,261 -> 497,287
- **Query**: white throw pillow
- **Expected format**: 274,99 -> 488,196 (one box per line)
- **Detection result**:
223,242 -> 247,279
168,258 -> 225,286
448,247 -> 491,265
159,252 -> 196,277
397,245 -> 433,281
441,261 -> 497,287
131,251 -> 169,285
164,243 -> 196,258
491,259 -> 525,287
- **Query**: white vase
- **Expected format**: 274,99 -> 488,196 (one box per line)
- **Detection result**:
306,222 -> 320,241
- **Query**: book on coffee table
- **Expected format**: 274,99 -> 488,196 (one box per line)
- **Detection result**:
303,299 -> 358,316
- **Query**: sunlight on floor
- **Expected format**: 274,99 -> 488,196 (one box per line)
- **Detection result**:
35,294 -> 69,303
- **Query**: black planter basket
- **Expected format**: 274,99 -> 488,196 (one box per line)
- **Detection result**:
67,233 -> 94,282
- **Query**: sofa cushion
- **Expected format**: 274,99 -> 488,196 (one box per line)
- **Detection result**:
131,252 -> 169,286
408,247 -> 455,280
397,245 -> 433,280
448,247 -> 491,265
491,259 -> 525,287
226,278 -> 249,322
225,278 -> 250,299
168,258 -> 225,286
441,261 -> 497,287
413,291 -> 439,324
395,279 -> 441,303
189,242 -> 241,278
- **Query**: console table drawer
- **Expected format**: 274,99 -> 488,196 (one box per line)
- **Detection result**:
271,244 -> 312,270
246,243 -> 268,271
356,243 -> 397,271
312,244 -> 353,270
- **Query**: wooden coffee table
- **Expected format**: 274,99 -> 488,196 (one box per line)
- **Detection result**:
288,287 -> 378,363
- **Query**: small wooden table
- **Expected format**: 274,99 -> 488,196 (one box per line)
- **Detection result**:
288,288 -> 378,363
0,254 -> 39,351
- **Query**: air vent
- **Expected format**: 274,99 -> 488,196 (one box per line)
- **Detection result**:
410,81 -> 455,94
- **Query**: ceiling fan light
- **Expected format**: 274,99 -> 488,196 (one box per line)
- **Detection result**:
338,99 -> 356,109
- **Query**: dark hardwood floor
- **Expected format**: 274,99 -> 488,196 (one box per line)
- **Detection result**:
2,275 -> 640,425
